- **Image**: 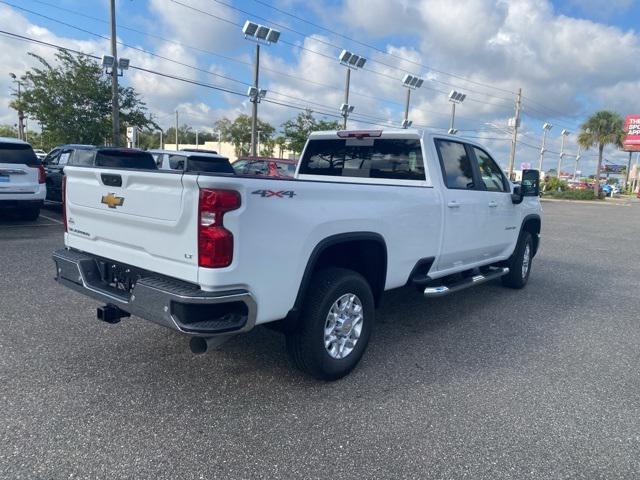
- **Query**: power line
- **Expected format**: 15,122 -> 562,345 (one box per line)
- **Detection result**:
245,0 -> 519,98
169,0 -> 517,112
0,29 -> 402,130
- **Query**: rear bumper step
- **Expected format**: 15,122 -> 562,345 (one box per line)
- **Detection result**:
424,267 -> 509,298
53,248 -> 257,336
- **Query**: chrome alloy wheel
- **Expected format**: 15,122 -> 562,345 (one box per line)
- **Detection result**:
522,243 -> 531,279
324,293 -> 364,360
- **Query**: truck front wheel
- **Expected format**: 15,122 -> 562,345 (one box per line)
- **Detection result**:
501,231 -> 533,289
286,267 -> 374,381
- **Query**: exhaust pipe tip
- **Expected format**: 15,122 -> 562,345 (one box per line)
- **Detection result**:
190,337 -> 208,354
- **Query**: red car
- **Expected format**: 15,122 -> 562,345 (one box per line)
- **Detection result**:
232,157 -> 297,178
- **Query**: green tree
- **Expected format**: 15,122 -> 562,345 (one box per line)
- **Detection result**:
282,109 -> 341,155
577,111 -> 625,195
214,114 -> 275,157
0,124 -> 18,138
11,50 -> 156,147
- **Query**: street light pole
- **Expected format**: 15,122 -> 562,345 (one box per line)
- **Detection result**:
175,110 -> 179,151
251,43 -> 260,157
558,129 -> 569,177
343,67 -> 351,130
447,90 -> 466,135
9,73 -> 25,141
538,122 -> 553,171
573,147 -> 581,180
109,0 -> 120,146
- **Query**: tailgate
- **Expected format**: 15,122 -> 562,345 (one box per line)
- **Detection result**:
0,163 -> 38,194
64,166 -> 200,283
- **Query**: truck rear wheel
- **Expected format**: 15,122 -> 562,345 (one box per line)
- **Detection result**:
286,267 -> 374,380
501,231 -> 533,289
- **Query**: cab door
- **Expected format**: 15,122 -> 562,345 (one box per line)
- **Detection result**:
470,146 -> 519,259
433,139 -> 488,271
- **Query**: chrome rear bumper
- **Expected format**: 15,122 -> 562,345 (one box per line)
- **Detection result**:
52,248 -> 257,336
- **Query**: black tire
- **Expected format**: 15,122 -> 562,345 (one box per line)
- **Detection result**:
286,267 -> 374,381
501,231 -> 533,289
22,207 -> 40,221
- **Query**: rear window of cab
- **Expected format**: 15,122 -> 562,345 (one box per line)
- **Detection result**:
299,138 -> 425,181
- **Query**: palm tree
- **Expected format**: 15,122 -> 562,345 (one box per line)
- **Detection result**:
577,111 -> 624,196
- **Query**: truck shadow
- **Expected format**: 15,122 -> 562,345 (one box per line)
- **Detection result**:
126,256 -> 608,394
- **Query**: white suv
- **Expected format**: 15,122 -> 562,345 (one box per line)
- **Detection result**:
0,137 -> 46,220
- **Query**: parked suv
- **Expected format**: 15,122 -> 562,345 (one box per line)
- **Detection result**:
0,137 -> 46,220
44,146 -> 156,202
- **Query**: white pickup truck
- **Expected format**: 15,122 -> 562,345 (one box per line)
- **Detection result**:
53,129 -> 542,380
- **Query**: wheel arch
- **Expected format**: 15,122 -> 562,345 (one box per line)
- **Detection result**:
520,214 -> 541,256
285,232 -> 388,327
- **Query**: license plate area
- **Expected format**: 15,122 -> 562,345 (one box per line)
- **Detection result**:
96,260 -> 141,294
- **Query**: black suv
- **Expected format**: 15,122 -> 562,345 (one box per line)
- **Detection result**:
43,146 -> 157,202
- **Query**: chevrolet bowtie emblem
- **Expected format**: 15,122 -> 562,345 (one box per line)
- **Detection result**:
101,193 -> 125,209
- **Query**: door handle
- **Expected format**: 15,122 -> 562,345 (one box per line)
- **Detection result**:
488,201 -> 498,208
447,201 -> 460,209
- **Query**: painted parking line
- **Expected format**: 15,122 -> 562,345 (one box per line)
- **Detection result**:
40,214 -> 64,225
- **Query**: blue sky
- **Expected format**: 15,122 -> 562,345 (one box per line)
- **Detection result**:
1,0 -> 640,172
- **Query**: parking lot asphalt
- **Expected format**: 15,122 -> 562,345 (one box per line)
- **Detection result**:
1,201 -> 639,479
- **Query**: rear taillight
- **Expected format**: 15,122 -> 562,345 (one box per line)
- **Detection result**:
37,165 -> 46,184
198,189 -> 241,268
62,175 -> 67,232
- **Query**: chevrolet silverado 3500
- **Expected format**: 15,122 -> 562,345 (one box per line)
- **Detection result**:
53,130 -> 542,380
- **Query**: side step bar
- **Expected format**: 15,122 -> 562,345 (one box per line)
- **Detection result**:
424,267 -> 509,298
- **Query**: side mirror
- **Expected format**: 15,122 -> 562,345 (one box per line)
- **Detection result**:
521,169 -> 540,196
511,185 -> 523,204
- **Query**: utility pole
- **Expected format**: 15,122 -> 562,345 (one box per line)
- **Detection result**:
573,147 -> 581,180
507,87 -> 522,179
195,129 -> 199,149
175,110 -> 179,151
109,0 -> 120,146
159,130 -> 163,149
217,130 -> 221,153
343,68 -> 351,130
251,43 -> 260,157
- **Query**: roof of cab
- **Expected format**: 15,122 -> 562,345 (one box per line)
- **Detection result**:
307,128 -> 491,147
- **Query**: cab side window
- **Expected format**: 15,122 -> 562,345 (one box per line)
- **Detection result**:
435,140 -> 475,190
472,147 -> 507,192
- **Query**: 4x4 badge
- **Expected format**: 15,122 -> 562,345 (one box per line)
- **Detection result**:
101,193 -> 125,208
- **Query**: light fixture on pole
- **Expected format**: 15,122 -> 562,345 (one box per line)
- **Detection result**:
401,74 -> 424,129
338,49 -> 366,129
242,20 -> 280,158
538,122 -> 553,171
557,129 -> 570,177
447,90 -> 466,135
